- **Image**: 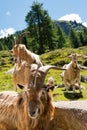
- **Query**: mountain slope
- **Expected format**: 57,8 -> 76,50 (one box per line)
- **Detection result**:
54,20 -> 86,35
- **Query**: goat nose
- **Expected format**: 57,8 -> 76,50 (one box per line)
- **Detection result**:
30,108 -> 39,117
30,110 -> 36,116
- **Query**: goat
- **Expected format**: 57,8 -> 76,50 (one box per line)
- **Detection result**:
47,77 -> 55,86
46,76 -> 55,91
0,65 -> 57,130
10,32 -> 43,67
61,53 -> 82,94
0,81 -> 54,130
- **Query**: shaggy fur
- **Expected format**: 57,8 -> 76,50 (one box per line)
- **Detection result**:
0,87 -> 54,130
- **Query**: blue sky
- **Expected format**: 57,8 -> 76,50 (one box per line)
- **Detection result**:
0,0 -> 87,38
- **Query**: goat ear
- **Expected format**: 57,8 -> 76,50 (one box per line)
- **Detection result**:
42,85 -> 54,93
68,53 -> 81,58
46,86 -> 55,93
68,54 -> 72,58
9,49 -> 13,53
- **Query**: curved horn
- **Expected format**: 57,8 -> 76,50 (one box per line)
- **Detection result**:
39,65 -> 66,73
32,65 -> 66,88
17,31 -> 30,44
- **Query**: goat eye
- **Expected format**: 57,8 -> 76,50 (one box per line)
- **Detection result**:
42,91 -> 45,96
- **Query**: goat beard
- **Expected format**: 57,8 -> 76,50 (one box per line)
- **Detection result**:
30,118 -> 39,128
29,96 -> 54,129
29,102 -> 44,129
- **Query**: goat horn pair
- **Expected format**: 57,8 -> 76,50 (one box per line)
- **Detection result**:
14,31 -> 30,45
31,65 -> 66,88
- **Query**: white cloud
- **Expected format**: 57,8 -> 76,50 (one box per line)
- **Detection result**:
6,11 -> 11,16
58,13 -> 87,28
0,28 -> 15,39
82,22 -> 87,27
58,13 -> 82,23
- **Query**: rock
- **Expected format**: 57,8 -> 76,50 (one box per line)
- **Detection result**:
48,100 -> 87,130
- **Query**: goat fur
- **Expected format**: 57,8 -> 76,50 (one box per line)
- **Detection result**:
0,87 -> 54,130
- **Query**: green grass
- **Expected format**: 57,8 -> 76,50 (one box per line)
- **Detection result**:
45,69 -> 87,101
0,47 -> 87,101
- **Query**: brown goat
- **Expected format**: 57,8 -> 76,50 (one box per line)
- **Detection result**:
11,32 -> 43,67
0,84 -> 54,130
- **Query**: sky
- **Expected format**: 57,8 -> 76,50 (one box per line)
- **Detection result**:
0,0 -> 87,38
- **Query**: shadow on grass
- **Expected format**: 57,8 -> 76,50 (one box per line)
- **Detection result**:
64,92 -> 83,100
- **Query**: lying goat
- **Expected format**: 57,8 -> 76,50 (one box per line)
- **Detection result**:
61,53 -> 82,94
11,32 -> 43,67
0,81 -> 54,130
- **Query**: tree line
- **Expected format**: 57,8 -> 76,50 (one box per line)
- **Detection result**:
0,1 -> 87,54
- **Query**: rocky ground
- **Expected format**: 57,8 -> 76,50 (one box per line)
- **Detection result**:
48,100 -> 87,130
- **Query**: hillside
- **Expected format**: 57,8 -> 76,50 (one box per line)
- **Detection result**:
54,20 -> 86,35
41,46 -> 87,66
0,47 -> 87,101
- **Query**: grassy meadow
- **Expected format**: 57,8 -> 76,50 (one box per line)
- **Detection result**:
0,46 -> 87,101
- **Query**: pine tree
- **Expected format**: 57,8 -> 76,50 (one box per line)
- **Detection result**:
25,2 -> 57,54
69,28 -> 79,48
56,25 -> 65,48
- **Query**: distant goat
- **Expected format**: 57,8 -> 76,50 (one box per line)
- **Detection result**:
46,76 -> 55,91
11,32 -> 43,67
61,53 -> 82,93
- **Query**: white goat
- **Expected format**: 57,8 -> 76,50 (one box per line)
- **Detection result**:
62,53 -> 82,93
11,32 -> 43,67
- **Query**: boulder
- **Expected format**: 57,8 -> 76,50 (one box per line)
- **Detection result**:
49,100 -> 87,130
